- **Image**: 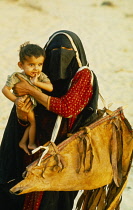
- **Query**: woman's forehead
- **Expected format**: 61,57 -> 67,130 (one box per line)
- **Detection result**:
48,35 -> 72,49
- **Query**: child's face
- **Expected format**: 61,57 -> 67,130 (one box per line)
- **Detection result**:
18,56 -> 45,77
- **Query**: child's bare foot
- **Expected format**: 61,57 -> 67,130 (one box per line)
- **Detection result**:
19,142 -> 31,155
28,143 -> 37,151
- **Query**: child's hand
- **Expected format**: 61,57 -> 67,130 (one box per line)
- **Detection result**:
15,96 -> 25,107
30,73 -> 40,85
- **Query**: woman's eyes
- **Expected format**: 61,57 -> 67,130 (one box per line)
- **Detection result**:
52,48 -> 58,51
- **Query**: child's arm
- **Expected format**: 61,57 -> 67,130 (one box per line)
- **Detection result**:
2,85 -> 25,108
2,85 -> 17,102
34,81 -> 53,92
30,75 -> 53,92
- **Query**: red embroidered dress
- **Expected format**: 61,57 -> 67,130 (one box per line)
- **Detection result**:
49,68 -> 93,130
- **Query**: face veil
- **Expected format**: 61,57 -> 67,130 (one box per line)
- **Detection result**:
43,30 -> 89,96
46,47 -> 76,81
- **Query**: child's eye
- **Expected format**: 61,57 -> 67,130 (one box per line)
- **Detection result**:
29,64 -> 34,66
38,63 -> 43,66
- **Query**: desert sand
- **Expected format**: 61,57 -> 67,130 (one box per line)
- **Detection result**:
0,0 -> 133,209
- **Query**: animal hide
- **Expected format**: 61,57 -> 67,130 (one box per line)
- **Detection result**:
10,107 -> 133,209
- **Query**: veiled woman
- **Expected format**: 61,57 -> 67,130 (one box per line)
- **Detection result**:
0,30 -> 99,210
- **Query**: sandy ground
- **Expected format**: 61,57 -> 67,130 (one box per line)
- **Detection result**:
0,0 -> 133,209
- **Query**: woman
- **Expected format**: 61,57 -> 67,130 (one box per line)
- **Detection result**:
0,30 -> 99,210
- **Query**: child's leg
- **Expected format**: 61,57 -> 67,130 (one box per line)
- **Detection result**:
19,126 -> 31,155
27,110 -> 37,150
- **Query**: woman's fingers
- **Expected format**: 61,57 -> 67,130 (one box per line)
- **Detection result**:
21,102 -> 33,113
21,97 -> 33,112
13,75 -> 29,96
16,96 -> 33,121
15,95 -> 28,107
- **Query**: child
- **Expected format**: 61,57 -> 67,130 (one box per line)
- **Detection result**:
2,42 -> 53,155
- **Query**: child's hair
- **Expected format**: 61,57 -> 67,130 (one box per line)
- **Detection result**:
19,42 -> 46,63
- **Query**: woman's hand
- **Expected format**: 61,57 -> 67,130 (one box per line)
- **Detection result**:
13,74 -> 31,97
15,95 -> 33,121
14,74 -> 49,109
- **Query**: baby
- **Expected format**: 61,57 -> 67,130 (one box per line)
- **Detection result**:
2,42 -> 53,155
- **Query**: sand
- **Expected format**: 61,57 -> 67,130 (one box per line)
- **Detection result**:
0,0 -> 133,209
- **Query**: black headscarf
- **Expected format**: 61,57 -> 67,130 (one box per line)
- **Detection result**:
42,30 -> 89,97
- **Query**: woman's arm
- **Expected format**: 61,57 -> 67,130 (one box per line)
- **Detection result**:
14,69 -> 93,117
49,69 -> 93,118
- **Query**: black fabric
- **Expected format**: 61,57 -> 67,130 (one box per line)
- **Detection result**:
0,105 -> 26,210
0,182 -> 24,210
0,105 -> 26,184
48,48 -> 76,80
39,191 -> 77,210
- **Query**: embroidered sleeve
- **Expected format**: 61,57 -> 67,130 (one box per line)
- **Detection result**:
49,69 -> 93,118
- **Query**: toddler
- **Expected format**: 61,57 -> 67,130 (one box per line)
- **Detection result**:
2,42 -> 53,155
